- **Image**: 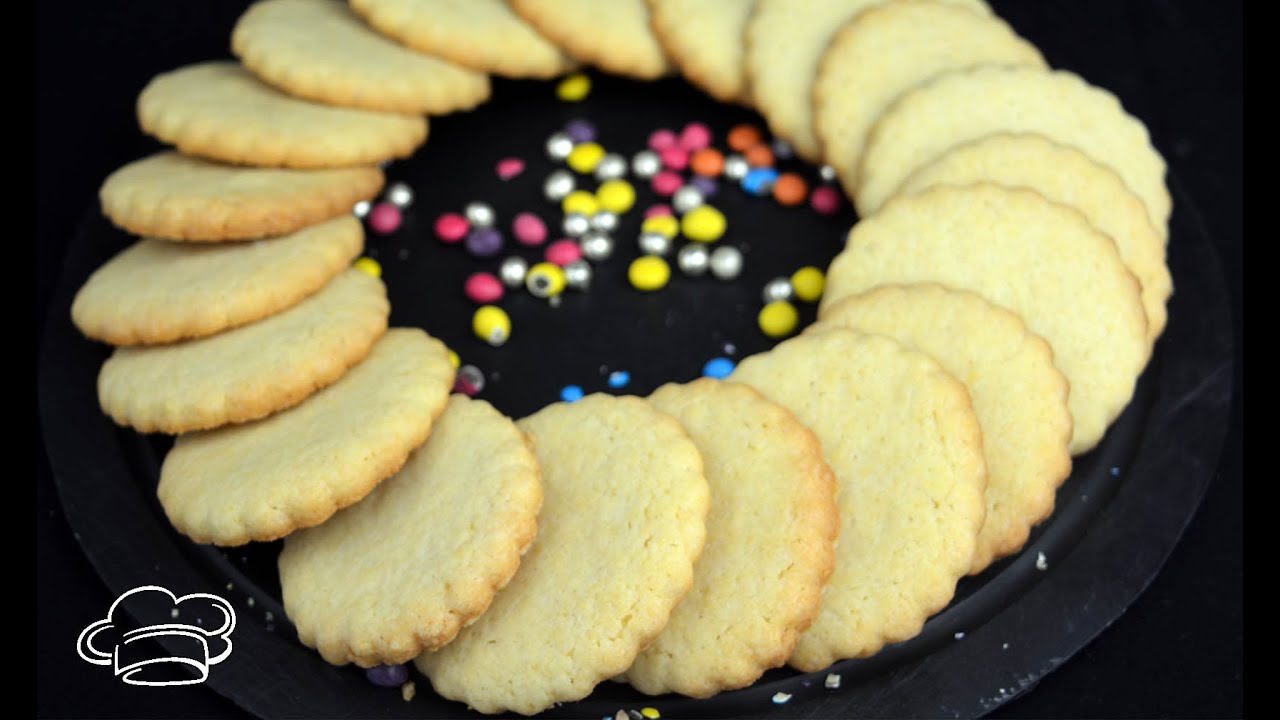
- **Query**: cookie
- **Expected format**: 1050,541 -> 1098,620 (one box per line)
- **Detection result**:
416,394 -> 709,715
98,268 -> 388,434
857,65 -> 1171,238
624,379 -> 839,697
137,61 -> 428,169
279,395 -> 542,667
743,0 -> 990,162
98,151 -> 384,242
812,0 -> 1044,197
157,327 -> 455,546
511,0 -> 670,80
729,328 -> 987,670
232,0 -> 491,115
811,284 -> 1073,574
72,215 -> 363,346
646,0 -> 756,103
349,0 -> 576,79
820,183 -> 1149,455
896,132 -> 1172,345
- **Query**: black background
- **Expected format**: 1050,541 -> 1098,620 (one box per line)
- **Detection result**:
37,1 -> 1242,717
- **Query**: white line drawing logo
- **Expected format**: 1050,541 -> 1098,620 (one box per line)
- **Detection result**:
76,585 -> 236,687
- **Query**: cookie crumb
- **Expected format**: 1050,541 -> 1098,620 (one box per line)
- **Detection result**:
772,692 -> 792,704
401,680 -> 416,702
825,673 -> 841,689
1036,551 -> 1048,571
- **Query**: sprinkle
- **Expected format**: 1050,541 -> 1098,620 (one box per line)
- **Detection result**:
628,711 -> 645,720
810,185 -> 842,215
825,673 -> 841,689
564,118 -> 597,143
447,349 -> 461,369
464,201 -> 496,227
1003,643 -> 1009,650
690,147 -> 725,177
632,149 -> 663,178
455,365 -> 486,396
955,631 -> 966,640
472,306 -> 511,347
640,708 -> 661,719
561,385 -> 585,402
648,128 -> 678,151
689,176 -> 718,197
546,132 -> 575,161
170,608 -> 179,618
681,205 -> 727,242
659,145 -> 689,171
1036,551 -> 1048,571
1110,466 -> 1121,477
464,227 -> 504,258
464,272 -> 504,304
772,692 -> 792,705
642,214 -> 680,239
772,172 -> 808,206
679,122 -> 712,151
556,72 -> 591,101
771,137 -> 795,160
651,170 -> 684,197
596,178 -> 637,213
723,342 -> 736,355
567,142 -> 606,174
562,189 -> 601,216
727,124 -> 763,151
722,154 -> 750,180
366,664 -> 409,688
385,181 -> 414,208
819,164 -> 838,183
614,712 -> 628,720
629,256 -> 671,291
545,239 -> 584,267
608,370 -> 631,388
367,202 -> 402,234
264,611 -> 274,622
246,597 -> 256,608
495,157 -> 525,180
702,357 -> 735,378
353,257 -> 382,278
744,143 -> 775,168
742,167 -> 780,196
352,199 -> 371,218
512,212 -> 549,246
401,681 -> 416,702
526,262 -> 568,297
790,266 -> 826,302
643,203 -> 673,218
758,300 -> 799,338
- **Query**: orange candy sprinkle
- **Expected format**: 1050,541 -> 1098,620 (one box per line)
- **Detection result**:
772,173 -> 809,206
727,124 -> 763,152
690,148 -> 725,177
744,143 -> 775,167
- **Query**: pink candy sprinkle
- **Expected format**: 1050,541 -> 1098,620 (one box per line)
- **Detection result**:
496,157 -> 525,180
651,171 -> 684,197
512,212 -> 548,246
545,239 -> 583,266
648,128 -> 678,152
643,203 -> 673,218
368,202 -> 402,235
679,122 -> 712,151
435,213 -> 469,243
660,146 -> 689,171
810,186 -> 842,215
464,272 -> 505,304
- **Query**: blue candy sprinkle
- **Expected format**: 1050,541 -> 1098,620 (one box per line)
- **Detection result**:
561,385 -> 585,402
702,357 -> 735,379
607,370 -> 631,388
366,664 -> 409,688
741,167 -> 780,196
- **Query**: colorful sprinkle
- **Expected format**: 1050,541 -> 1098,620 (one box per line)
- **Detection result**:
607,370 -> 631,388
512,212 -> 549,246
758,300 -> 799,337
385,182 -> 414,208
464,227 -> 504,258
727,124 -> 763,151
366,664 -> 409,688
556,72 -> 591,101
744,143 -> 775,168
651,170 -> 684,197
567,142 -> 606,174
640,708 -> 661,719
632,150 -> 663,178
434,213 -> 470,243
791,266 -> 826,302
526,262 -> 567,297
367,202 -> 402,234
455,364 -> 486,396
689,175 -> 718,197
564,118 -> 597,143
464,201 -> 496,227
648,128 -> 678,151
464,272 -> 504,304
353,257 -> 381,278
689,147 -> 725,177
708,245 -> 743,279
446,349 -> 461,370
659,145 -> 690,171
641,214 -> 680,239
495,157 -> 525,180
681,205 -> 727,242
772,172 -> 808,206
702,357 -> 735,378
742,167 -> 780,196
560,385 -> 585,402
629,255 -> 671,291
562,189 -> 601,216
545,239 -> 584,266
472,305 -> 511,346
810,185 -> 842,214
596,178 -> 637,213
643,203 -> 673,218
678,122 -> 712,151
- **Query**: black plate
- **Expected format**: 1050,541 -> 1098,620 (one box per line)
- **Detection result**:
39,47 -> 1232,720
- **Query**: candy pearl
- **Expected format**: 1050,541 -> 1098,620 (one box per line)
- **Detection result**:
742,167 -> 780,196
353,256 -> 382,278
472,305 -> 511,346
660,145 -> 689,171
690,176 -> 718,197
386,181 -> 414,208
544,170 -> 576,201
563,259 -> 593,290
455,364 -> 486,396
465,272 -> 505,304
526,262 -> 567,298
352,199 -> 372,218
638,231 -> 672,257
564,118 -> 596,143
590,210 -> 619,233
758,300 -> 799,338
546,131 -> 574,161
556,72 -> 591,102
560,385 -> 585,402
644,204 -> 673,218
671,185 -> 704,214
652,171 -> 683,197
681,205 -> 727,242
677,243 -> 710,276
499,256 -> 528,288
810,186 -> 842,215
465,227 -> 503,257
631,150 -> 662,179
679,122 -> 713,151
434,212 -> 469,243
607,370 -> 630,388
762,276 -> 794,303
579,231 -> 614,261
702,357 -> 735,379
512,212 -> 548,246
709,245 -> 743,280
723,154 -> 750,181
495,157 -> 525,180
628,255 -> 671,291
595,153 -> 628,181
648,128 -> 678,151
819,164 -> 839,183
562,212 -> 590,237
366,664 -> 409,688
545,239 -> 583,266
791,266 -> 825,302
367,202 -> 402,234
464,201 -> 495,228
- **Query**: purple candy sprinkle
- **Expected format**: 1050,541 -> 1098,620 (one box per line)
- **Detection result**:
564,118 -> 597,143
366,664 -> 409,688
689,176 -> 718,197
465,227 -> 504,258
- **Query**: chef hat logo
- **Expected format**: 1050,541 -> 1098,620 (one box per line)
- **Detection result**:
76,585 -> 236,686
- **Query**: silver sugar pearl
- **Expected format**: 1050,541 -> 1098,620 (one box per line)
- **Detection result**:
819,164 -> 838,183
543,170 -> 576,202
671,185 -> 704,214
579,231 -> 615,261
563,259 -> 593,290
709,245 -> 744,280
594,153 -> 628,181
385,181 -> 414,208
499,256 -> 529,288
723,154 -> 750,181
457,364 -> 486,394
676,243 -> 710,276
464,201 -> 495,228
762,276 -> 794,303
546,131 -> 574,162
638,231 -> 672,257
631,150 -> 662,179
562,212 -> 591,237
352,199 -> 372,218
590,210 -> 619,233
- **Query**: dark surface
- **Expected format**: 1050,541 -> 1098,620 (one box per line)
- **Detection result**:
37,1 -> 1242,717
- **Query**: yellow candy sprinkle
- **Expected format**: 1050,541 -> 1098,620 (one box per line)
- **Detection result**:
447,349 -> 461,369
641,214 -> 679,239
758,300 -> 799,338
526,262 -> 567,297
567,142 -> 606,174
472,305 -> 511,347
681,205 -> 727,242
352,256 -> 381,278
562,189 -> 600,216
596,179 -> 636,213
556,72 -> 591,102
628,255 -> 671,291
791,266 -> 826,303
640,708 -> 661,719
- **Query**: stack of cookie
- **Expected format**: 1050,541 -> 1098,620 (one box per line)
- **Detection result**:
66,0 -> 1173,715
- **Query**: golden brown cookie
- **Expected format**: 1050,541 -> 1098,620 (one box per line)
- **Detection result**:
646,0 -> 756,103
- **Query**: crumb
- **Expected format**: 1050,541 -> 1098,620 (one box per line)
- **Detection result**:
401,681 -> 416,702
825,673 -> 841,689
954,631 -> 965,640
772,692 -> 792,704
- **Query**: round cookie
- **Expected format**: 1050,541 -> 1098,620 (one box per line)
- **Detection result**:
729,328 -> 987,670
279,395 -> 542,667
811,284 -> 1073,574
349,0 -> 576,79
820,183 -> 1149,455
812,0 -> 1044,197
98,151 -> 384,242
416,394 -> 710,715
137,61 -> 428,169
625,379 -> 839,697
232,0 -> 491,115
857,65 -> 1171,238
511,0 -> 670,80
646,0 -> 757,103
896,132 -> 1172,344
72,215 -> 363,346
157,327 -> 455,546
743,0 -> 990,162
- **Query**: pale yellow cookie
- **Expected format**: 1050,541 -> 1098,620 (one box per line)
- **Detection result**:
858,66 -> 1171,238
349,0 -> 576,79
729,328 -> 987,670
157,327 -> 455,546
646,0 -> 756,103
821,184 -> 1149,455
98,268 -> 389,434
812,0 -> 1044,197
511,0 -> 670,80
72,216 -> 363,346
896,132 -> 1172,345
137,61 -> 428,169
811,284 -> 1072,574
624,378 -> 839,697
417,394 -> 709,715
279,395 -> 542,667
743,0 -> 990,162
99,151 -> 384,242
232,0 -> 491,115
